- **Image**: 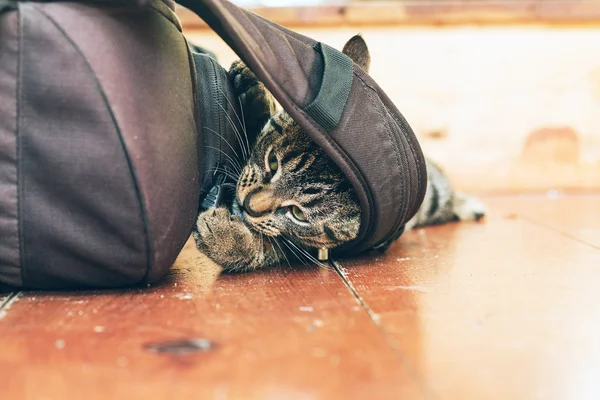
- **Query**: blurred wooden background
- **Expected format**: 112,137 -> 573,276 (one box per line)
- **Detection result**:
180,0 -> 600,194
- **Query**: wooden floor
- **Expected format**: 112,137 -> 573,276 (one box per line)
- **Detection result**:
1,195 -> 599,400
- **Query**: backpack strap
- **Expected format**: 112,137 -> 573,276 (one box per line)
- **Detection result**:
303,42 -> 353,133
177,0 -> 428,255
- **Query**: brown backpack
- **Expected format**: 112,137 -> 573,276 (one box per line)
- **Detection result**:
0,0 -> 426,289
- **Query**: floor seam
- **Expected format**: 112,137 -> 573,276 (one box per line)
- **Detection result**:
519,215 -> 600,251
331,260 -> 380,323
331,259 -> 439,400
0,292 -> 17,309
0,292 -> 22,320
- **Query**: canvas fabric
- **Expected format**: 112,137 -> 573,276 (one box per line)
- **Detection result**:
0,0 -> 426,289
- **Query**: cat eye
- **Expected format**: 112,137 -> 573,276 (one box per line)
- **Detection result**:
289,205 -> 308,222
267,149 -> 278,173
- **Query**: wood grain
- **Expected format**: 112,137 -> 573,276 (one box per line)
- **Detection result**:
486,195 -> 600,248
335,196 -> 600,400
0,240 -> 425,400
2,196 -> 599,399
177,1 -> 600,28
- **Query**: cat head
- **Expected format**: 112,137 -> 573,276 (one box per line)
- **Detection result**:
235,35 -> 370,250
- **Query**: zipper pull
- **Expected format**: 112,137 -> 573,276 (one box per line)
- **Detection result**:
200,185 -> 226,210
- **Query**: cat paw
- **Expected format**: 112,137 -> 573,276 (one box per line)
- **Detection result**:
453,193 -> 486,222
193,207 -> 261,271
229,60 -> 259,99
229,60 -> 276,137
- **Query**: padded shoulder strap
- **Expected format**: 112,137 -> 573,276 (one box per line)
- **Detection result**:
177,0 -> 428,255
303,42 -> 353,132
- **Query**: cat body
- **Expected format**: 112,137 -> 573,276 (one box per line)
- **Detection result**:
193,35 -> 485,271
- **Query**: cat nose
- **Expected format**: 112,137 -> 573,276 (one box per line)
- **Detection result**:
243,190 -> 275,218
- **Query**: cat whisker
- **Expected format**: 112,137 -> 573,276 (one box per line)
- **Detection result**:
210,167 -> 241,182
237,95 -> 251,160
216,103 -> 249,161
205,146 -> 244,174
270,236 -> 291,268
265,236 -> 281,269
203,126 -> 245,166
217,88 -> 251,159
211,149 -> 243,176
281,237 -> 329,270
259,233 -> 267,266
282,237 -> 330,270
279,239 -> 310,268
206,149 -> 243,175
217,88 -> 245,127
210,165 -> 239,175
260,234 -> 280,270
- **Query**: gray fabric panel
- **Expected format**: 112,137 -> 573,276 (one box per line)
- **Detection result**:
42,2 -> 199,283
0,10 -> 22,287
19,4 -> 148,288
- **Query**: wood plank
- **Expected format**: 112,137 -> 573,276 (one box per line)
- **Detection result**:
334,197 -> 600,400
177,1 -> 600,28
485,194 -> 600,248
0,240 -> 426,400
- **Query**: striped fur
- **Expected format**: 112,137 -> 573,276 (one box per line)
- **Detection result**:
406,160 -> 485,230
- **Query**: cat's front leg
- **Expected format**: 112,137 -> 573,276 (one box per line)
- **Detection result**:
229,60 -> 277,139
193,208 -> 282,271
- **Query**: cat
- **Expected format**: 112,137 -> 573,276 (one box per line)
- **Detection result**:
193,35 -> 486,272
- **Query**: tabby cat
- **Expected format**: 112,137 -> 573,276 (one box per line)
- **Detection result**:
193,35 -> 485,271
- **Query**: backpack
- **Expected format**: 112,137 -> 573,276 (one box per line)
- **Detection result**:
0,0 -> 427,289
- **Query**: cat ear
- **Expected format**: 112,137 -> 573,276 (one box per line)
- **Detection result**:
342,34 -> 371,73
